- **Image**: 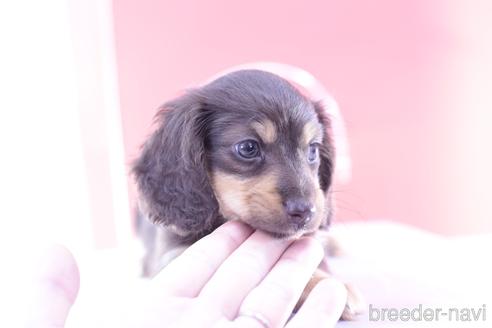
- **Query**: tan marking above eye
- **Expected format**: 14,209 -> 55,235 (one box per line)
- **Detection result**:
302,121 -> 323,146
251,120 -> 277,144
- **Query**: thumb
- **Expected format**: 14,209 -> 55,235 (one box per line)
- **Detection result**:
26,245 -> 80,328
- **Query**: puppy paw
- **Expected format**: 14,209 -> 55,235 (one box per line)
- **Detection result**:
340,282 -> 365,321
296,269 -> 365,321
314,229 -> 346,257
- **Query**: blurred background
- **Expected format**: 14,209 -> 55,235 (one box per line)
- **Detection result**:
114,0 -> 491,238
1,0 -> 491,252
1,0 -> 491,326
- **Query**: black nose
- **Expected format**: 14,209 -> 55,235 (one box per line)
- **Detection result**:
283,199 -> 315,225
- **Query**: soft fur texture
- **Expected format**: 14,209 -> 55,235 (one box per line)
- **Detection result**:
133,91 -> 224,241
133,70 -> 364,319
134,70 -> 334,242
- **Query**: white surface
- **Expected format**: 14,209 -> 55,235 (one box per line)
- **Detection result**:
330,221 -> 492,327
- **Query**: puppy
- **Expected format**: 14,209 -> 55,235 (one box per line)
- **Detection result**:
132,69 -> 362,320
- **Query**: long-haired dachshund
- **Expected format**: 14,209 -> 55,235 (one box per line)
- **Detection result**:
132,69 -> 363,320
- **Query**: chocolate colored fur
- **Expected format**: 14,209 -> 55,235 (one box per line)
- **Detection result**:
133,70 -> 362,319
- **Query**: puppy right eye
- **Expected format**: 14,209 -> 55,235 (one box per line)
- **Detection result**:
235,140 -> 260,159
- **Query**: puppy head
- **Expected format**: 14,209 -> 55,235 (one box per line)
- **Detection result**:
133,70 -> 334,238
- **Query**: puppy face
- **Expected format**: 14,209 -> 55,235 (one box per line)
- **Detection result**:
207,109 -> 328,238
133,70 -> 334,239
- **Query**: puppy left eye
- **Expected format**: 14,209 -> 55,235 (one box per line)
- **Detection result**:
235,140 -> 261,159
307,143 -> 319,163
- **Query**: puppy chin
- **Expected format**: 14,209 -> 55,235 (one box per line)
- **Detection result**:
241,219 -> 320,240
266,230 -> 307,240
221,207 -> 321,240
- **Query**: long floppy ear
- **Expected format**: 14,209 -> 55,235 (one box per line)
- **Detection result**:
312,101 -> 336,228
312,101 -> 335,193
132,92 -> 220,236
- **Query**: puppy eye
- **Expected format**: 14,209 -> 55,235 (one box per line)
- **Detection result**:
307,143 -> 319,163
235,140 -> 260,159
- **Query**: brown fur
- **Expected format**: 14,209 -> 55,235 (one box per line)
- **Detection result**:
133,69 -> 362,320
251,120 -> 277,144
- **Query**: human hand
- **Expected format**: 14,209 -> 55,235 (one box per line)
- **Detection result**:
26,245 -> 80,328
27,221 -> 347,328
127,221 -> 347,327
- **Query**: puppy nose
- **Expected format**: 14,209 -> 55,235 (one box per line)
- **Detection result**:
283,199 -> 315,224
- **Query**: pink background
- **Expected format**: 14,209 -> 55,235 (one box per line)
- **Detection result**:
113,0 -> 492,235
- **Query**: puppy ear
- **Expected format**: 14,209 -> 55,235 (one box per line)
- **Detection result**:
132,92 -> 220,236
312,101 -> 336,229
312,101 -> 335,193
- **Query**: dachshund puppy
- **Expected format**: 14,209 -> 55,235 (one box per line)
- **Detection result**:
133,69 -> 362,320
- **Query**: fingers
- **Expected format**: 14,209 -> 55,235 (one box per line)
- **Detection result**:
199,229 -> 294,318
26,245 -> 80,328
155,221 -> 254,297
234,237 -> 324,328
286,278 -> 347,328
